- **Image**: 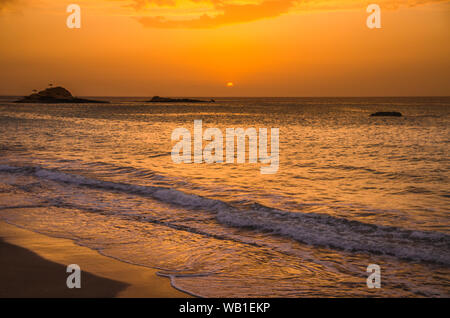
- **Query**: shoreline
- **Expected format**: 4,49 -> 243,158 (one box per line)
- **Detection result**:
0,221 -> 191,298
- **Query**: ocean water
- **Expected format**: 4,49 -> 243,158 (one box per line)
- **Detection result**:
0,97 -> 449,297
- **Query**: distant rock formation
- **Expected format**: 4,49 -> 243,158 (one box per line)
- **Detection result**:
147,96 -> 215,103
15,87 -> 108,104
370,111 -> 402,117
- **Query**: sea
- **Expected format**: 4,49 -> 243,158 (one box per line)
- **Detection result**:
0,96 -> 449,297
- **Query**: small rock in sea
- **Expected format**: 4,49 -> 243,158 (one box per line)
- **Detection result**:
370,111 -> 402,117
15,86 -> 108,104
147,96 -> 213,103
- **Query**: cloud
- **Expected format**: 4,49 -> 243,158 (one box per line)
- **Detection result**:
133,0 -> 449,29
0,0 -> 16,11
295,0 -> 449,11
1,0 -> 447,26
0,0 -> 29,13
126,0 -> 177,9
138,0 -> 295,28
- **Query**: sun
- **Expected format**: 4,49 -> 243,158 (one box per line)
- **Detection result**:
226,82 -> 234,87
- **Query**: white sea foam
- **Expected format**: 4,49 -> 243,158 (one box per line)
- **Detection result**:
1,163 -> 449,265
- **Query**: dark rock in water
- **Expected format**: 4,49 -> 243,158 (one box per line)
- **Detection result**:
147,96 -> 213,103
370,111 -> 402,117
15,87 -> 108,104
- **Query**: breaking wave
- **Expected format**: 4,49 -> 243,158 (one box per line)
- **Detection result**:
1,163 -> 449,265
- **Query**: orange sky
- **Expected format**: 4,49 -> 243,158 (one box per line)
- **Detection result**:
0,0 -> 449,96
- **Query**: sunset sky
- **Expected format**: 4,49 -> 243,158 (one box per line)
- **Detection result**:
0,0 -> 449,96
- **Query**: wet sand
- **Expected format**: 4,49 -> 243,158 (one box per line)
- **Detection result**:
0,221 -> 190,298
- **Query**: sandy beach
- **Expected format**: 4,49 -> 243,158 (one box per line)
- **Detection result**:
0,221 -> 190,298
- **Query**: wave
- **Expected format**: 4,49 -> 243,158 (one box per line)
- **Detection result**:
1,163 -> 449,265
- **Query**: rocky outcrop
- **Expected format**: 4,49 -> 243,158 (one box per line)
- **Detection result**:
370,111 -> 402,117
16,87 -> 108,104
147,96 -> 215,103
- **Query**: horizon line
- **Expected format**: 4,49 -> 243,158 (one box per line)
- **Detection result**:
1,95 -> 449,99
